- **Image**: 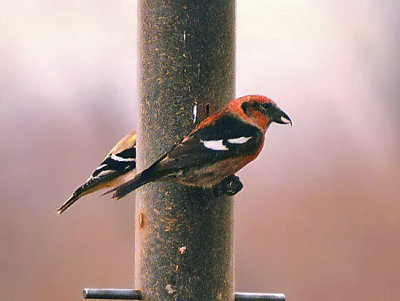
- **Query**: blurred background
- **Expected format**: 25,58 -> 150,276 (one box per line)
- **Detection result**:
1,0 -> 399,300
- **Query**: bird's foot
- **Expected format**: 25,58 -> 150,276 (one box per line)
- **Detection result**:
211,175 -> 243,197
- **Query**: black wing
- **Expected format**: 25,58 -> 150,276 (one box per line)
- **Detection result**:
157,114 -> 263,172
86,146 -> 137,188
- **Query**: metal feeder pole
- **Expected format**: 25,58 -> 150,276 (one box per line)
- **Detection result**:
83,2 -> 286,300
136,0 -> 235,300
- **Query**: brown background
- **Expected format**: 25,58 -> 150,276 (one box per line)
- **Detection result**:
1,1 -> 399,300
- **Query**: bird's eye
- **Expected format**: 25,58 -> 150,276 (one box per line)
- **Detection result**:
261,102 -> 273,111
261,103 -> 276,115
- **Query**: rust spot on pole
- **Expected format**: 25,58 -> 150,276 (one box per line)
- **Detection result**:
138,213 -> 144,229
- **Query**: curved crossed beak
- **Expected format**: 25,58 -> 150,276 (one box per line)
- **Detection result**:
274,109 -> 292,126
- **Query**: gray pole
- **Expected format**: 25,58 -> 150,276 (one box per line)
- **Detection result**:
137,1 -> 235,300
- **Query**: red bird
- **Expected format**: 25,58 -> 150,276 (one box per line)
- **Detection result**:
110,95 -> 291,199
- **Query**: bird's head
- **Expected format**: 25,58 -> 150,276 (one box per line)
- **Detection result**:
231,95 -> 292,131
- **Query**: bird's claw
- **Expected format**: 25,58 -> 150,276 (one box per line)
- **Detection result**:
211,175 -> 243,197
225,175 -> 243,196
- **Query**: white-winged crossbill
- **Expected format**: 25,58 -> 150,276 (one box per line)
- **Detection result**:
109,95 -> 291,199
57,132 -> 137,214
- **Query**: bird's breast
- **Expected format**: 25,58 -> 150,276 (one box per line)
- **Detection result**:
171,156 -> 255,187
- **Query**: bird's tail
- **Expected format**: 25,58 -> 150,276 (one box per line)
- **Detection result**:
105,167 -> 157,200
57,188 -> 83,215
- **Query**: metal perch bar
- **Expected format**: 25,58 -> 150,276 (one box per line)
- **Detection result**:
82,289 -> 285,301
235,292 -> 286,301
83,289 -> 142,300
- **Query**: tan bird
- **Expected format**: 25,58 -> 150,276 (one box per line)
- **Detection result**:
57,132 -> 137,215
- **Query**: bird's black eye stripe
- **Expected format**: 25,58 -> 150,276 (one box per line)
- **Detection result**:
242,101 -> 277,117
117,147 -> 136,159
241,102 -> 250,116
261,102 -> 274,112
242,101 -> 269,116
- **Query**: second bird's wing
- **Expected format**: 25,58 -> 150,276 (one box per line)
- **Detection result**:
57,132 -> 137,214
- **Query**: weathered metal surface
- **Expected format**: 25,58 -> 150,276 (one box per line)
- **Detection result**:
137,1 -> 235,300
